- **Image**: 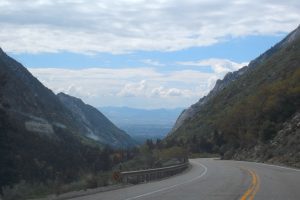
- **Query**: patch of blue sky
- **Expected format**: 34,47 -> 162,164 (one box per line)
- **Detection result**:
9,34 -> 285,73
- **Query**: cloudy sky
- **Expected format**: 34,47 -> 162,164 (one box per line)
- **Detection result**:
1,0 -> 299,109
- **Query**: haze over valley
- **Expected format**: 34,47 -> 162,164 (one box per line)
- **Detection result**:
100,107 -> 183,143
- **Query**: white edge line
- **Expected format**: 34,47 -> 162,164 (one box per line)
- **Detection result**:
255,162 -> 300,172
235,160 -> 300,172
124,162 -> 208,200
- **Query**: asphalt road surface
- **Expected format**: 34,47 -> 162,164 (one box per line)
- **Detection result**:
71,158 -> 300,200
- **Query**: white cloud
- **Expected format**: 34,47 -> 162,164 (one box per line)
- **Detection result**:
151,87 -> 192,98
141,59 -> 165,66
177,58 -> 248,75
117,80 -> 148,97
1,0 -> 299,54
28,67 -> 218,108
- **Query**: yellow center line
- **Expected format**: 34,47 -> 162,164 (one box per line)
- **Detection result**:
239,167 -> 260,200
249,170 -> 260,200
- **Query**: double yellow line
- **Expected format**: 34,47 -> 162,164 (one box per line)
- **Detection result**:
239,167 -> 260,200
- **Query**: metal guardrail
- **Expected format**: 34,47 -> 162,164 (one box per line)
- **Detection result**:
120,162 -> 189,184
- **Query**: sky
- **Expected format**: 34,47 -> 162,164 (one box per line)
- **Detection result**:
1,0 -> 299,109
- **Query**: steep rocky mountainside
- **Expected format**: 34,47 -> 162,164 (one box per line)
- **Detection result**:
171,66 -> 249,133
171,26 -> 300,134
168,26 -> 300,167
0,49 -> 134,189
0,48 -> 79,135
57,93 -> 135,148
0,48 -> 134,148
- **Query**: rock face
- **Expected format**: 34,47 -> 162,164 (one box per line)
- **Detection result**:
57,93 -> 135,148
168,25 -> 300,167
233,112 -> 300,168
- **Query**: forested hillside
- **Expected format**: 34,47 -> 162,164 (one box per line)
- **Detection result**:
167,26 -> 300,167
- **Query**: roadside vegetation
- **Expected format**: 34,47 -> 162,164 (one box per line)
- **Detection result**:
118,139 -> 188,172
0,137 -> 188,200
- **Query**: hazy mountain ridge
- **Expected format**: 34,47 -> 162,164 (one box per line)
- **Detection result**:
100,106 -> 183,143
168,26 -> 300,167
100,106 -> 183,125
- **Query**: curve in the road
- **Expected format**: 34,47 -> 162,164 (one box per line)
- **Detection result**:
239,167 -> 260,200
125,163 -> 207,200
70,158 -> 300,200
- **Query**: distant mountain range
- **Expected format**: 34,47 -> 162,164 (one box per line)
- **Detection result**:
167,26 -> 300,167
0,49 -> 135,189
100,107 -> 183,143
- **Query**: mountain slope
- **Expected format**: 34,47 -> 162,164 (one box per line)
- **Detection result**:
0,48 -> 79,134
170,66 -> 249,133
58,93 -> 135,148
0,49 -> 133,190
171,26 -> 300,134
167,26 -> 300,167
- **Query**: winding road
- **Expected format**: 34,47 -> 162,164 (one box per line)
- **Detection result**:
71,158 -> 300,200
